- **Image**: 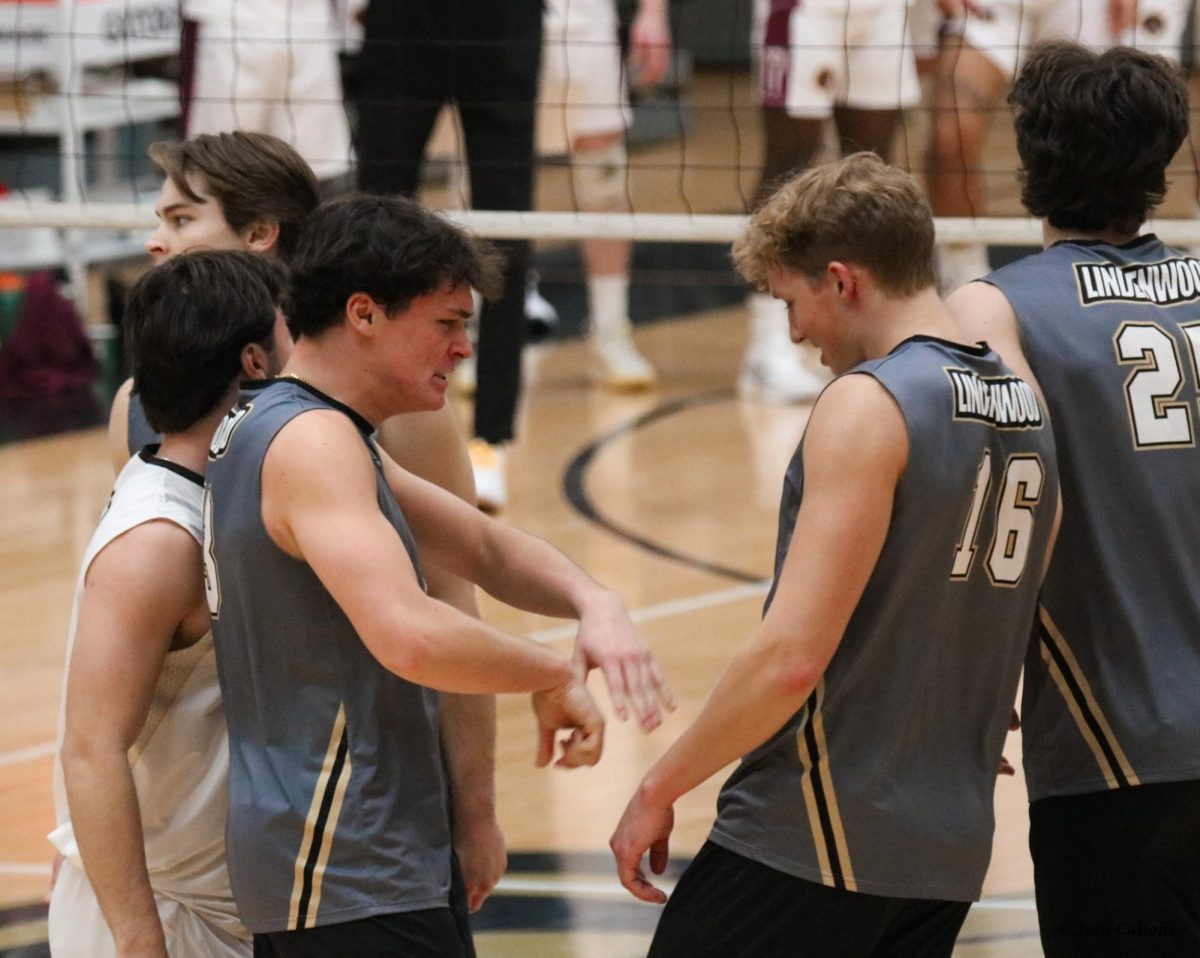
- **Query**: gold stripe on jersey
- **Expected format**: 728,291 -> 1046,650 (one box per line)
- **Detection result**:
1038,607 -> 1140,789
306,738 -> 353,925
795,681 -> 857,892
288,703 -> 352,929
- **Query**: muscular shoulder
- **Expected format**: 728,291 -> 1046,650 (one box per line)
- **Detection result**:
946,281 -> 1018,346
804,374 -> 908,486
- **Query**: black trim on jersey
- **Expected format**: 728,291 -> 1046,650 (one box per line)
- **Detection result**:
1049,233 -> 1160,253
244,378 -> 375,437
137,446 -> 204,487
895,334 -> 991,358
799,691 -> 848,890
296,725 -> 351,927
1037,621 -> 1131,788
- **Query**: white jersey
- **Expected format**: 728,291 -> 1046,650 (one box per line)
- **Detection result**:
48,450 -> 248,956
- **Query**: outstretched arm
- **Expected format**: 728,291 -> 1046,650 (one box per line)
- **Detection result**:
262,410 -> 604,766
381,446 -> 675,731
377,406 -> 505,912
60,520 -> 207,956
610,375 -> 907,902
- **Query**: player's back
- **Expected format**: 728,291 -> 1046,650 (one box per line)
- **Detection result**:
985,235 -> 1200,800
712,336 -> 1058,903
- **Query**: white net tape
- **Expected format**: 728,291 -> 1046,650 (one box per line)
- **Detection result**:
3,205 -> 1200,248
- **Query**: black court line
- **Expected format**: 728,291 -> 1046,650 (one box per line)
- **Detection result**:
562,390 -> 767,585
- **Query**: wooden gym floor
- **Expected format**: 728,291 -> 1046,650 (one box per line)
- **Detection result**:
4,65 -> 1200,956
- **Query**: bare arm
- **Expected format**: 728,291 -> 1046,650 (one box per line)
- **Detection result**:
1107,0 -> 1136,34
377,405 -> 505,912
262,410 -> 603,766
60,521 -> 207,956
947,281 -> 1046,402
382,449 -> 674,730
107,378 -> 134,477
629,0 -> 672,89
610,375 -> 907,902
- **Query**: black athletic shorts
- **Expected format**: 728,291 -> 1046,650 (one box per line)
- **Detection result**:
648,841 -> 970,958
1030,778 -> 1200,958
253,853 -> 476,958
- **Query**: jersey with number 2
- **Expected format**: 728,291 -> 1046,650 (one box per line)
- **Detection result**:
985,235 -> 1200,801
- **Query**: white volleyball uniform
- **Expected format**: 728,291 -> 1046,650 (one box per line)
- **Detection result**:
184,0 -> 353,179
957,0 -> 1183,76
48,451 -> 248,957
754,0 -> 921,118
538,0 -> 631,155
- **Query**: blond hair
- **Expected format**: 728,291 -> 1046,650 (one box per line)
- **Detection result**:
733,153 -> 936,296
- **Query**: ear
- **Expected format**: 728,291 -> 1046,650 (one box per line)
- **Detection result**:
242,218 -> 281,255
240,342 -> 271,380
345,291 -> 379,337
828,262 -> 855,301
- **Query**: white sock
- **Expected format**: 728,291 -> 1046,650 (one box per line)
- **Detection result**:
746,292 -> 787,355
588,274 -> 631,339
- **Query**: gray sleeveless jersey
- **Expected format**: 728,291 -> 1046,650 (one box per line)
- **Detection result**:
127,392 -> 162,455
204,378 -> 450,934
986,236 -> 1200,801
711,336 -> 1058,902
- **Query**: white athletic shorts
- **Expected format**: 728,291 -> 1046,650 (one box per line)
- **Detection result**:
958,0 -> 1184,76
538,0 -> 632,154
187,15 -> 354,179
48,860 -> 250,958
754,0 -> 922,117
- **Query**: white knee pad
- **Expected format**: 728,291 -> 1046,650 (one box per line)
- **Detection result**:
570,139 -> 629,213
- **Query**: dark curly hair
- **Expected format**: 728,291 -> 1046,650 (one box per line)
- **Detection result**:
127,251 -> 285,433
1009,41 -> 1188,235
286,194 -> 503,339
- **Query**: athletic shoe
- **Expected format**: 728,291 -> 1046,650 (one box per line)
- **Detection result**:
525,271 -> 559,341
737,350 -> 827,405
591,331 -> 657,390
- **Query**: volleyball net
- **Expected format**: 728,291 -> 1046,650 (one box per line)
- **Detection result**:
1,0 -> 1200,293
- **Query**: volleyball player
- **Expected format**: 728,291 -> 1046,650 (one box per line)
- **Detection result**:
948,42 -> 1200,956
50,252 -> 288,956
109,131 -> 673,921
205,195 -> 671,954
611,153 -> 1060,957
534,0 -> 670,391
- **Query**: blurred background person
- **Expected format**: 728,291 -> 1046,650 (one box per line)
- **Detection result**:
738,0 -> 921,403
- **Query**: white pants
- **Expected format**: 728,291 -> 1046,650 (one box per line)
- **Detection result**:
187,16 -> 353,179
539,0 -> 631,153
48,860 -> 250,958
754,0 -> 921,117
959,0 -> 1184,75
